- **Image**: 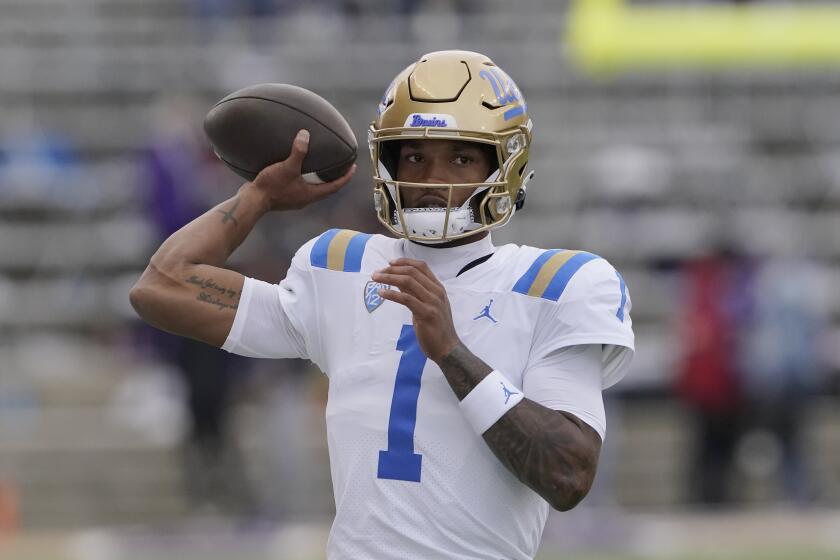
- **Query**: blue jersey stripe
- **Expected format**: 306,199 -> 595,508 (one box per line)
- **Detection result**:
310,228 -> 340,269
541,252 -> 599,301
344,232 -> 373,272
616,270 -> 627,322
512,249 -> 561,294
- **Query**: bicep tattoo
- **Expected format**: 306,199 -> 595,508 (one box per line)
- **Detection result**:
186,275 -> 241,312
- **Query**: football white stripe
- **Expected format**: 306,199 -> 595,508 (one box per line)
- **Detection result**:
302,171 -> 325,184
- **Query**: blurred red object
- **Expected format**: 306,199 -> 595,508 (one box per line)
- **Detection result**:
0,480 -> 19,539
677,254 -> 742,412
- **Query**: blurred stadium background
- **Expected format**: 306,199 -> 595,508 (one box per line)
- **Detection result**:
1,0 -> 839,558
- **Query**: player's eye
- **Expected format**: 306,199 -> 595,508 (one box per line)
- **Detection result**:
405,153 -> 423,163
452,155 -> 473,166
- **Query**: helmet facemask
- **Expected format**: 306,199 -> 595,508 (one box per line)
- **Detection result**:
370,50 -> 534,243
370,126 -> 531,244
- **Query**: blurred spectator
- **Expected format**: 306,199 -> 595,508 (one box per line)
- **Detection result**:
738,256 -> 827,504
192,0 -> 279,19
676,244 -> 751,505
0,480 -> 18,539
397,0 -> 477,43
138,96 -> 254,514
0,118 -> 83,209
188,0 -> 279,46
188,0 -> 360,45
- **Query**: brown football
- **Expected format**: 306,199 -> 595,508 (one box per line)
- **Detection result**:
204,83 -> 357,183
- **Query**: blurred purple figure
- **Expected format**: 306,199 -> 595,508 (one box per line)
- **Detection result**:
139,96 -> 254,514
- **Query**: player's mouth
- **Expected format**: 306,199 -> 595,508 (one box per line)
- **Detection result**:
416,194 -> 449,208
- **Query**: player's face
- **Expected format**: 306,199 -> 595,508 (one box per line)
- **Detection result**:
396,140 -> 493,208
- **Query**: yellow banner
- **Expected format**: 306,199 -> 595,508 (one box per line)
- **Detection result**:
569,0 -> 840,71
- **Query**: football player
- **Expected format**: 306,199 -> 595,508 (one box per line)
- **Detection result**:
130,50 -> 634,559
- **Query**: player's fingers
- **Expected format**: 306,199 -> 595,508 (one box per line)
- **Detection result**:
388,258 -> 441,286
372,271 -> 434,302
284,129 -> 310,173
307,164 -> 357,201
376,265 -> 442,297
378,287 -> 424,315
382,262 -> 445,297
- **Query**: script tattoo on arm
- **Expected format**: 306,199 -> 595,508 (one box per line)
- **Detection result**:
196,291 -> 238,311
186,275 -> 241,312
439,343 -> 601,511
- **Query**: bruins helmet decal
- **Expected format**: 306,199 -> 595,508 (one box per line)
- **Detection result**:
369,50 -> 534,243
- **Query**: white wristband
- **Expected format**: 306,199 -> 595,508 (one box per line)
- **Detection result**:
459,370 -> 524,435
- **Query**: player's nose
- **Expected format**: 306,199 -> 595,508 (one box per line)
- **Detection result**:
418,157 -> 451,185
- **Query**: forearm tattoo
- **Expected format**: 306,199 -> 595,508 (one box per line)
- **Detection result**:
439,343 -> 600,509
483,402 -> 600,510
216,196 -> 240,226
438,343 -> 492,400
186,275 -> 240,312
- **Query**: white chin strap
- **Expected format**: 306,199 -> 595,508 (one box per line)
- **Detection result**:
378,161 -> 499,243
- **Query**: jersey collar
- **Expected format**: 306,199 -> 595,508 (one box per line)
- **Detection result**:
401,234 -> 496,282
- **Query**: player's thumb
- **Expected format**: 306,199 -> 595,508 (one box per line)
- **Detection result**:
286,129 -> 310,172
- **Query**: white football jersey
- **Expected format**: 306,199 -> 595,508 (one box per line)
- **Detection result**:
223,230 -> 634,560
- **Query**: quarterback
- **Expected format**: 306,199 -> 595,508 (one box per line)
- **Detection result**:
130,51 -> 634,559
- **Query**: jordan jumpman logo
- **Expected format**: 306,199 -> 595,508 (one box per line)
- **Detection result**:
473,299 -> 498,323
500,382 -> 519,404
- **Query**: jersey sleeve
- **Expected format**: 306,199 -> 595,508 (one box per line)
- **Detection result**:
529,257 -> 635,389
522,344 -> 607,440
222,238 -> 319,361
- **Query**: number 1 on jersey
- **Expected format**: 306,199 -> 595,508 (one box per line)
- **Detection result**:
378,324 -> 427,482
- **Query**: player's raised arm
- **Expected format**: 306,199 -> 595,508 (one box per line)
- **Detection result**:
129,130 -> 355,347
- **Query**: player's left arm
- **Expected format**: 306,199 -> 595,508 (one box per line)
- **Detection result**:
439,344 -> 600,511
375,258 -> 601,511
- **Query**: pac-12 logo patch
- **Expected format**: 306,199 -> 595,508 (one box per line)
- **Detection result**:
364,281 -> 389,313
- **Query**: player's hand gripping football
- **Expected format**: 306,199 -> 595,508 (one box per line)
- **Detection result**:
247,130 -> 356,212
373,259 -> 461,363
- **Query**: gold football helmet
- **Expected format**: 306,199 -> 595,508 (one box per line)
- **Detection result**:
369,50 -> 533,243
